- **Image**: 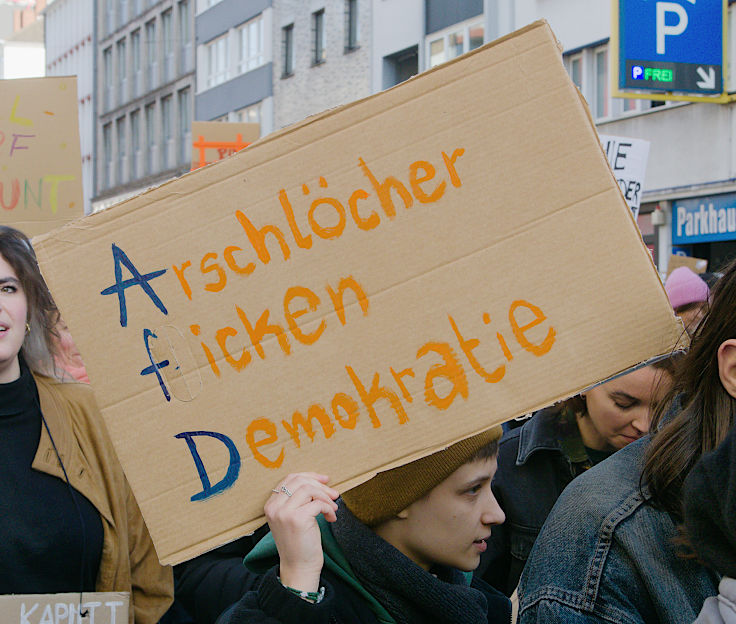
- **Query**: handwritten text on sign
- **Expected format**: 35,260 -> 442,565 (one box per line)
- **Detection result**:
100,146 -> 556,501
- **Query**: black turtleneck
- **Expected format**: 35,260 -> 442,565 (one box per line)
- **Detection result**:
0,360 -> 103,593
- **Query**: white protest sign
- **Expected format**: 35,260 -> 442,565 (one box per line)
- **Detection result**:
0,592 -> 129,624
599,134 -> 650,220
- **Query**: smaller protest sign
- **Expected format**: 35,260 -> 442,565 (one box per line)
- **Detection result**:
0,592 -> 129,624
599,134 -> 650,220
190,121 -> 260,170
0,76 -> 84,237
667,253 -> 708,276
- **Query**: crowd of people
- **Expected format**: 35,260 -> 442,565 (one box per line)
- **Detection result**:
1,222 -> 733,624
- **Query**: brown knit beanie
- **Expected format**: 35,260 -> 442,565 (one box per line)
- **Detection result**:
342,425 -> 503,527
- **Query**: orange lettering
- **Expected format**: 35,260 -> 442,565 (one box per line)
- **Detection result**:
331,392 -> 360,429
172,261 -> 193,300
190,324 -> 220,377
346,365 -> 407,426
390,367 -> 415,403
409,160 -> 446,203
283,286 -> 325,346
235,210 -> 291,264
348,188 -> 379,230
247,418 -> 284,469
326,276 -> 370,325
223,245 -> 255,276
358,157 -> 413,218
442,148 -> 465,187
509,300 -> 556,356
449,315 -> 505,383
308,197 -> 347,239
281,404 -> 336,447
215,326 -> 251,371
416,341 -> 468,409
236,305 -> 291,359
200,252 -> 227,293
279,189 -> 313,249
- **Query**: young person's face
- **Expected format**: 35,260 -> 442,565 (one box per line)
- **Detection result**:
389,456 -> 505,572
577,365 -> 671,451
0,253 -> 27,384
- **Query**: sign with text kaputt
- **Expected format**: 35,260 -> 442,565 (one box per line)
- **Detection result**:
34,21 -> 683,565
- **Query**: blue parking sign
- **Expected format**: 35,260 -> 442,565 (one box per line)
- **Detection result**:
618,0 -> 725,94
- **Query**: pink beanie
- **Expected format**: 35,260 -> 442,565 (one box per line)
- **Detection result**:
665,266 -> 710,310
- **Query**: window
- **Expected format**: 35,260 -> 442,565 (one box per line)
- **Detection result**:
178,87 -> 190,166
145,102 -> 156,172
282,23 -> 294,77
161,94 -> 173,169
131,29 -> 142,97
345,0 -> 358,51
162,9 -> 174,82
568,53 -> 582,89
427,20 -> 484,68
236,101 -> 261,127
594,47 -> 609,119
206,35 -> 229,87
117,39 -> 127,105
130,109 -> 140,178
312,9 -> 325,64
102,123 -> 113,189
238,14 -> 264,74
116,116 -> 126,185
145,19 -> 157,89
178,0 -> 192,73
105,0 -> 115,36
118,0 -> 127,27
103,46 -> 113,111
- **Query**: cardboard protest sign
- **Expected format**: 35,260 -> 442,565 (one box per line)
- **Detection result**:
667,253 -> 708,276
0,592 -> 128,624
33,21 -> 683,565
599,134 -> 650,220
190,121 -> 260,170
0,76 -> 83,237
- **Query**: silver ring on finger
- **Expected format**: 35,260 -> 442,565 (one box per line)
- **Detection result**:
281,485 -> 293,497
271,488 -> 280,494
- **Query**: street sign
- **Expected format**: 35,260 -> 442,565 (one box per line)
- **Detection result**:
614,0 -> 726,98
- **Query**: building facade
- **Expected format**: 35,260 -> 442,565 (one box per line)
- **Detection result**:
93,0 -> 195,211
45,0 -> 96,214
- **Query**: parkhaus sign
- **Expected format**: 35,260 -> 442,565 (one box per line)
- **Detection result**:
673,193 -> 736,244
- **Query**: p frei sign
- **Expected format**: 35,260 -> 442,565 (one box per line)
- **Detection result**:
612,0 -> 729,103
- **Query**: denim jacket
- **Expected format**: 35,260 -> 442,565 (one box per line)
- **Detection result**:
517,437 -> 720,624
478,406 -> 592,595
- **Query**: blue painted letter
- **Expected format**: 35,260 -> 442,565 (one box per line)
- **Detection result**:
175,431 -> 241,501
140,328 -> 171,402
100,243 -> 168,327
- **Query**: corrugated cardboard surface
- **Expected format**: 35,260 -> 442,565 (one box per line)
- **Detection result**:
0,76 -> 84,236
34,21 -> 683,565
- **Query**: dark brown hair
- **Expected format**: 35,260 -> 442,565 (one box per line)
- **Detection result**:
642,256 -> 736,518
0,226 -> 60,375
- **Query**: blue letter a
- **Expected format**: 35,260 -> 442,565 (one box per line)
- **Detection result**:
100,243 -> 168,328
175,431 -> 241,501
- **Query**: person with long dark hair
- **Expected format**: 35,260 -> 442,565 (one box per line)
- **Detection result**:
516,257 -> 736,623
0,226 -> 173,622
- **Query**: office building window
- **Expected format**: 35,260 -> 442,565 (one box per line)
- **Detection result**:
206,35 -> 229,87
178,0 -> 192,73
162,94 -> 173,169
130,109 -> 140,179
145,102 -> 156,172
146,19 -> 157,89
118,0 -> 127,27
103,46 -> 113,111
238,14 -> 264,74
162,9 -> 174,82
312,9 -> 325,64
116,116 -> 126,185
568,53 -> 582,89
117,39 -> 127,105
105,0 -> 115,36
427,20 -> 484,68
345,0 -> 358,51
102,122 -> 113,189
236,101 -> 261,127
178,87 -> 191,166
131,29 -> 142,97
282,23 -> 294,77
594,46 -> 609,119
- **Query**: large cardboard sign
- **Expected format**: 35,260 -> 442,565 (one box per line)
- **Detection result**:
34,22 -> 683,565
0,592 -> 128,624
0,76 -> 83,237
190,121 -> 260,170
599,134 -> 650,220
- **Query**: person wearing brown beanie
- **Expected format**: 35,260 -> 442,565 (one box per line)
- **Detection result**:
220,425 -> 511,624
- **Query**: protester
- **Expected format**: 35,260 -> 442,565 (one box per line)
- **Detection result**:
516,258 -> 736,623
665,266 -> 710,335
220,426 -> 511,623
0,226 -> 172,622
479,359 -> 676,595
684,420 -> 736,623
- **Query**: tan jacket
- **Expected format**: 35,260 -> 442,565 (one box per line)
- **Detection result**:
30,373 -> 173,623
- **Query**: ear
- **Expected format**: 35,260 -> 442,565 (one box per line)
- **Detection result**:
717,339 -> 736,399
